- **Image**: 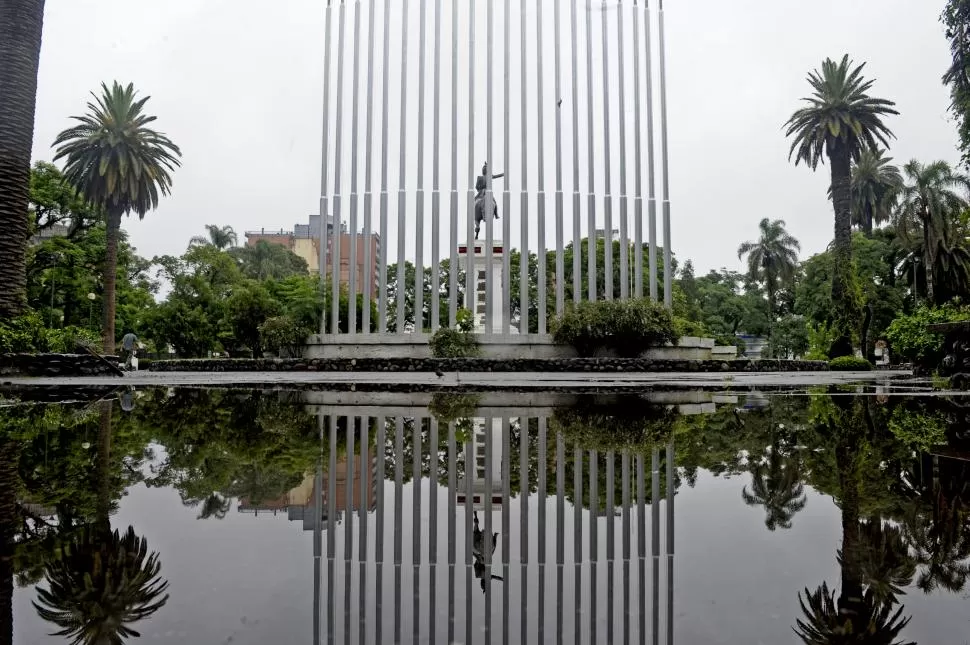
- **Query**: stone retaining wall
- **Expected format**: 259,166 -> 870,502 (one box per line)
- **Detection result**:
149,357 -> 827,373
0,353 -> 121,377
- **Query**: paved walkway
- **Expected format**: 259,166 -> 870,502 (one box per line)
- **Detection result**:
0,370 -> 920,389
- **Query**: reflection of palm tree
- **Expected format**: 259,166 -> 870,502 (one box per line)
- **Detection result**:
742,445 -> 807,531
795,582 -> 913,644
794,397 -> 915,645
33,525 -> 169,644
901,504 -> 970,594
1,439 -> 20,645
846,520 -> 915,606
33,402 -> 169,644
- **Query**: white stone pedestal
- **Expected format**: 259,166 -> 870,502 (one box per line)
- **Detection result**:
457,240 -> 518,335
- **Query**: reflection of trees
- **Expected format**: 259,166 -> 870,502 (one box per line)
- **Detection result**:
121,389 -> 328,515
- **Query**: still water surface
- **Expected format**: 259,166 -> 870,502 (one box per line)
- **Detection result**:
2,388 -> 969,643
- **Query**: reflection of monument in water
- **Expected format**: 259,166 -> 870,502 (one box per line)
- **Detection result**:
294,392 -> 716,644
457,416 -> 514,509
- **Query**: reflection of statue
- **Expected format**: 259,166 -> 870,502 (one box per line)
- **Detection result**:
472,511 -> 503,593
474,161 -> 505,240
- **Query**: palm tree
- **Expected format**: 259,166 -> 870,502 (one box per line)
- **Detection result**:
852,149 -> 902,236
0,0 -> 46,320
53,81 -> 182,354
737,218 -> 800,338
786,55 -> 897,357
895,160 -> 970,305
190,224 -> 238,250
742,444 -> 807,531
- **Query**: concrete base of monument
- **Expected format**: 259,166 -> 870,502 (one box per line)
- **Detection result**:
305,332 -> 563,359
304,333 -> 736,360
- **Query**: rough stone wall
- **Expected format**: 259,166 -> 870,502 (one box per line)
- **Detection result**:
0,353 -> 121,377
149,357 -> 828,373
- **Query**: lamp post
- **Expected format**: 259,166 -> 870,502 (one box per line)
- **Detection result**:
87,292 -> 96,330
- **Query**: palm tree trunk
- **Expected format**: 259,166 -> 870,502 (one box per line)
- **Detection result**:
0,439 -> 20,645
863,205 -> 874,237
102,211 -> 122,355
0,0 -> 46,321
828,144 -> 856,357
923,217 -> 936,305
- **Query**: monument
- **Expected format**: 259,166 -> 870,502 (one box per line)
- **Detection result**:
459,162 -> 516,334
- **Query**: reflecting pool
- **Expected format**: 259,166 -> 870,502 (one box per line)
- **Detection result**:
1,387 -> 969,643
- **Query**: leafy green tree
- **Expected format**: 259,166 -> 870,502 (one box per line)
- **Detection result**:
737,218 -> 800,336
943,0 -> 970,166
786,56 -> 897,357
0,0 -> 46,321
53,82 -> 181,354
852,149 -> 902,236
230,241 -> 308,281
226,281 -> 281,355
190,224 -> 238,250
895,159 -> 970,304
795,232 -> 906,355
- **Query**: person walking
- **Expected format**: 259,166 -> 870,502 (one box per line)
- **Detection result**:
120,332 -> 139,370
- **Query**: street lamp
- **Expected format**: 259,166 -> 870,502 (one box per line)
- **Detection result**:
87,292 -> 96,330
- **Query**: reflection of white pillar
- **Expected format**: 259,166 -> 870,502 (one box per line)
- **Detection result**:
457,241 -> 517,334
457,416 -> 515,510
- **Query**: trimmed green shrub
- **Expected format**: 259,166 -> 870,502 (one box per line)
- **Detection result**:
551,299 -> 677,357
429,308 -> 480,358
259,316 -> 310,358
828,355 -> 872,371
885,303 -> 970,367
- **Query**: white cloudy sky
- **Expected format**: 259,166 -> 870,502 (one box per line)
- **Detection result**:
31,0 -> 959,277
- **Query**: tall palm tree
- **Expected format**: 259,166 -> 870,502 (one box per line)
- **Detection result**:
737,218 -> 800,337
0,0 -> 46,320
53,81 -> 181,354
742,444 -> 807,531
895,159 -> 970,304
852,149 -> 902,237
189,224 -> 238,250
786,55 -> 897,357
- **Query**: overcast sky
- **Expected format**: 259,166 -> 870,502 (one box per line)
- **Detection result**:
31,0 -> 959,277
